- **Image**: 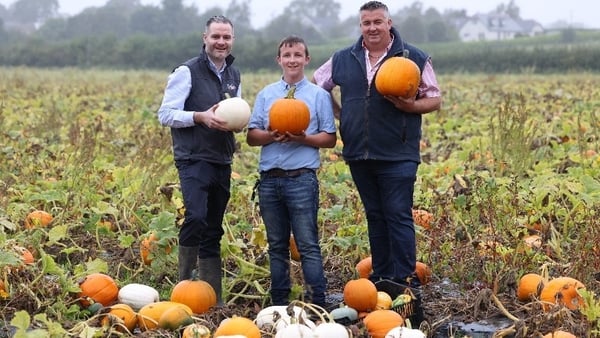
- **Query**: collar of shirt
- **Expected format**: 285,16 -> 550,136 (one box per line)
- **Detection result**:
363,35 -> 394,84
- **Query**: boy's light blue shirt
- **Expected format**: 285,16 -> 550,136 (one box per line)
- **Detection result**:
248,77 -> 337,172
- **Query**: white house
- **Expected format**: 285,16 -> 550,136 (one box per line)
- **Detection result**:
457,12 -> 544,42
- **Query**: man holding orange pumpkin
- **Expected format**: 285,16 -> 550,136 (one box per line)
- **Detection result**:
313,0 -> 442,324
157,15 -> 241,305
246,35 -> 337,307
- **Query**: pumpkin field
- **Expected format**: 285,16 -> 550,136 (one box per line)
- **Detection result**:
1,67 -> 599,337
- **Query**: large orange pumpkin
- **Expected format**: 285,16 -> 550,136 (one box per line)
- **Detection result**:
24,210 -> 53,229
170,279 -> 217,314
374,56 -> 421,99
343,278 -> 378,312
268,86 -> 310,135
78,273 -> 119,307
516,273 -> 545,302
539,276 -> 585,311
213,316 -> 261,338
363,309 -> 405,338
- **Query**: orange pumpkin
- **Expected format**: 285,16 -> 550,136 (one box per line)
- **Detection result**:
140,232 -> 172,265
374,56 -> 421,99
14,246 -> 34,266
24,210 -> 53,229
170,279 -> 217,314
78,273 -> 119,307
363,309 -> 405,338
343,278 -> 378,312
289,234 -> 301,262
213,316 -> 261,338
355,256 -> 372,279
542,330 -> 577,338
539,276 -> 585,311
268,86 -> 310,135
0,280 -> 8,299
137,301 -> 193,331
158,305 -> 194,330
412,209 -> 433,229
182,323 -> 211,338
516,273 -> 545,302
101,303 -> 137,332
415,261 -> 432,285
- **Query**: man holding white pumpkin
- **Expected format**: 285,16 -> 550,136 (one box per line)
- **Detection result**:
157,15 -> 242,305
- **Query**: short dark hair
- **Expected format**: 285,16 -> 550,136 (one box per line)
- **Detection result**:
205,15 -> 234,31
359,1 -> 389,13
277,35 -> 310,57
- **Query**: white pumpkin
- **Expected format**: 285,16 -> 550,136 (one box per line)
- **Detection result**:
313,322 -> 350,338
329,306 -> 358,322
385,326 -> 426,338
214,97 -> 251,131
274,323 -> 314,338
255,305 -> 315,332
117,283 -> 160,310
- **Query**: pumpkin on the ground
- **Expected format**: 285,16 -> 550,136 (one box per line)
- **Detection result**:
289,234 -> 301,262
213,316 -> 261,338
170,279 -> 217,314
374,56 -> 421,99
542,330 -> 577,338
539,276 -> 585,311
363,309 -> 405,338
78,273 -> 119,307
355,256 -> 372,279
118,283 -> 160,310
343,278 -> 378,312
101,303 -> 137,332
268,85 -> 310,135
158,305 -> 194,330
412,209 -> 433,229
516,273 -> 545,302
24,210 -> 53,229
137,301 -> 193,331
182,323 -> 211,338
140,232 -> 172,265
415,261 -> 432,285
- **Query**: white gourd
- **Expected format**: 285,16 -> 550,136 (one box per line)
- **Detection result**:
255,305 -> 315,332
214,97 -> 251,131
274,323 -> 314,338
385,326 -> 427,338
313,322 -> 350,338
117,283 -> 160,310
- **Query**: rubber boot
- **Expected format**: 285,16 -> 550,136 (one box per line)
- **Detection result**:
198,257 -> 223,305
178,245 -> 199,281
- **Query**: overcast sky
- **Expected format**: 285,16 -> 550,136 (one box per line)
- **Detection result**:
2,0 -> 598,29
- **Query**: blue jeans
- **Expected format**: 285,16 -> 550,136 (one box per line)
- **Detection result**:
348,160 -> 418,282
175,159 -> 230,258
257,170 -> 327,305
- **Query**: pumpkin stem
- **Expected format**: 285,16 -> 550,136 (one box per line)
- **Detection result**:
223,92 -> 231,99
403,49 -> 410,58
285,85 -> 297,99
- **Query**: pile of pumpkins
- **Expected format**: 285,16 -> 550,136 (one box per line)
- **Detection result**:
78,272 -> 218,334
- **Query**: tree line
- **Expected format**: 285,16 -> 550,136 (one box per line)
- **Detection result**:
1,0 -> 599,73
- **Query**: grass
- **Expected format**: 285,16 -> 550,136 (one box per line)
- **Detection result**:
0,68 -> 599,337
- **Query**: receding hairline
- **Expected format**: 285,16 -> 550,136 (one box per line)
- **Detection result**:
359,1 -> 389,14
205,15 -> 234,32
